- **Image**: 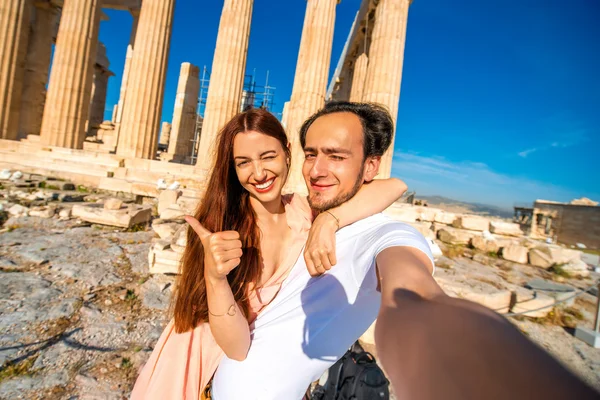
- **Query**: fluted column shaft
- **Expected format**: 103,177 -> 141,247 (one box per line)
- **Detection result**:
349,52 -> 368,102
87,67 -> 112,134
168,62 -> 200,161
39,0 -> 101,149
362,0 -> 410,178
0,0 -> 31,140
114,13 -> 139,126
159,121 -> 171,147
196,0 -> 253,170
117,0 -> 175,159
285,0 -> 337,193
18,3 -> 58,139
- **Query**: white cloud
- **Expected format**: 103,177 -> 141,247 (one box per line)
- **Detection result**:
390,152 -> 595,208
518,148 -> 538,158
517,126 -> 588,158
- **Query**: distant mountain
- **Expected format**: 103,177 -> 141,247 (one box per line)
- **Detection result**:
417,195 -> 514,219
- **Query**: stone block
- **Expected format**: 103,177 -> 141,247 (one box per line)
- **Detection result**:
98,177 -> 133,193
525,279 -> 576,307
528,245 -> 582,269
158,189 -> 182,216
383,205 -> 419,223
152,221 -> 180,240
160,206 -> 186,220
510,288 -> 555,318
72,204 -> 152,228
176,196 -> 199,214
470,236 -> 500,253
437,227 -> 476,245
153,240 -> 171,251
59,209 -> 72,219
489,221 -> 523,237
434,211 -> 456,225
148,247 -> 182,274
453,215 -> 490,232
562,259 -> 590,278
501,244 -> 528,264
415,207 -> 437,222
28,205 -> 56,218
407,221 -> 435,240
149,261 -> 180,274
8,204 -> 29,216
437,277 -> 511,313
132,182 -> 160,197
170,225 -> 188,253
104,198 -> 123,210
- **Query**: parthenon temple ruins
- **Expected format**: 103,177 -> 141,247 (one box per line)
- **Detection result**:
0,0 -> 412,199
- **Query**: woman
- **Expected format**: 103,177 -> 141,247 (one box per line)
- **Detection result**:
131,108 -> 406,399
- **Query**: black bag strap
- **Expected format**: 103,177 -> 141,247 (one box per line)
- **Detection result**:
352,351 -> 375,365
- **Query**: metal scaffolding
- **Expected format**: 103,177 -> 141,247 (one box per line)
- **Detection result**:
190,68 -> 277,164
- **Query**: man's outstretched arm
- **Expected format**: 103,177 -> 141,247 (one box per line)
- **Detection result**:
375,246 -> 599,400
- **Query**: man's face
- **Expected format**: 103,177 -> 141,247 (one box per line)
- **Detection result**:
302,112 -> 380,211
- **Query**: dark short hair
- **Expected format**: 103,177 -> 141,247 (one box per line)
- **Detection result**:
299,101 -> 394,158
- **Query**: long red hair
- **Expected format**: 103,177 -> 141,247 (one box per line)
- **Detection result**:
173,108 -> 290,333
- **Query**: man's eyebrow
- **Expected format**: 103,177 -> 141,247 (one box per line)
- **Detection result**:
304,146 -> 351,155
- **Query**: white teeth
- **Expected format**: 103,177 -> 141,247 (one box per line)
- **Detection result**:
255,179 -> 274,190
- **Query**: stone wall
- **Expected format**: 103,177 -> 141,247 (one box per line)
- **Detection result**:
535,202 -> 600,249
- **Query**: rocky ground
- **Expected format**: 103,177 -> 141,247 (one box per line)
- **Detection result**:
0,215 -> 174,400
1,175 -> 599,399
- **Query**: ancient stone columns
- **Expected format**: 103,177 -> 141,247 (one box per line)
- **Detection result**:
285,0 -> 338,193
114,13 -> 139,129
166,63 -> 200,162
40,0 -> 102,149
0,0 -> 31,140
87,43 -> 113,136
18,2 -> 58,140
362,0 -> 411,179
196,0 -> 253,170
117,0 -> 175,159
88,78 -> 113,138
349,53 -> 368,102
159,122 -> 171,148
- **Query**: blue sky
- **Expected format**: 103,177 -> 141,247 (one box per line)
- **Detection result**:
98,0 -> 599,209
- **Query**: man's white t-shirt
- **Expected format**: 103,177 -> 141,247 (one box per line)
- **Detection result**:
212,214 -> 434,400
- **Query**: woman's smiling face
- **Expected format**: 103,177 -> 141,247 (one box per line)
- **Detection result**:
233,130 -> 289,203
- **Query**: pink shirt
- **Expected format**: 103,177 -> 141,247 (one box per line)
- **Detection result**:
130,194 -> 311,399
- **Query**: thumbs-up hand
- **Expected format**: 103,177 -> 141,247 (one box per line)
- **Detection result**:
184,216 -> 243,282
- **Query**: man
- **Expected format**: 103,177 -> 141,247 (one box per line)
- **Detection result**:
211,102 -> 598,399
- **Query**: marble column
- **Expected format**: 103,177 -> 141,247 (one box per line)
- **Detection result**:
18,2 -> 58,139
281,101 -> 290,129
117,0 -> 175,159
349,52 -> 368,102
39,0 -> 102,149
362,0 -> 411,179
285,0 -> 338,193
0,0 -> 31,140
167,63 -> 200,162
196,0 -> 254,170
159,121 -> 171,147
114,12 -> 139,126
87,66 -> 113,135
